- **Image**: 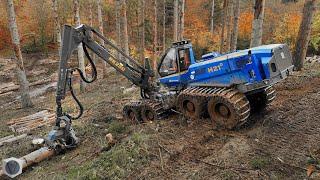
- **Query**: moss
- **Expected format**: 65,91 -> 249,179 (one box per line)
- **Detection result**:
250,156 -> 270,170
108,121 -> 128,135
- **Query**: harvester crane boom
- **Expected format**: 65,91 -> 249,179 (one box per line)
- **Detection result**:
56,24 -> 153,125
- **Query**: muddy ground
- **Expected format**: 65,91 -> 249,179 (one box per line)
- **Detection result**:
0,53 -> 320,179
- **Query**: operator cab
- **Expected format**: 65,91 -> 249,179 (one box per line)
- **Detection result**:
158,40 -> 195,77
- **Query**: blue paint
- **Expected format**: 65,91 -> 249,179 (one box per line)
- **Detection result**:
159,43 -> 293,92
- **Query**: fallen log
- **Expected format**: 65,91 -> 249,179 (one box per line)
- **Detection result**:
0,91 -> 13,98
7,110 -> 49,125
8,110 -> 55,133
0,78 -> 52,94
0,135 -> 14,142
0,134 -> 27,147
2,147 -> 55,178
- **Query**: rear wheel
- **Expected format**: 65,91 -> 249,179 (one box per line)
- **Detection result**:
207,90 -> 250,129
247,86 -> 276,113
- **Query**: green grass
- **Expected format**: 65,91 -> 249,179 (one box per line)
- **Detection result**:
250,156 -> 270,170
108,120 -> 129,135
64,132 -> 149,179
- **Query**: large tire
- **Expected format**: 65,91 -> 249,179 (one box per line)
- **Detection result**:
123,102 -> 143,123
177,94 -> 206,119
247,86 -> 276,113
207,90 -> 250,129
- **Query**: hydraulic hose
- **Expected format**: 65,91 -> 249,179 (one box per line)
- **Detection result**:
65,43 -> 98,120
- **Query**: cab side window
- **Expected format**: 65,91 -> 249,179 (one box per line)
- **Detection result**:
178,49 -> 191,72
159,48 -> 177,76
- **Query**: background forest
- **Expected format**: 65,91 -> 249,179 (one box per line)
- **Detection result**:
0,0 -> 319,60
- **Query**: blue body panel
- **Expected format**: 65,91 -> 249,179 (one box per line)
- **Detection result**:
159,44 -> 289,91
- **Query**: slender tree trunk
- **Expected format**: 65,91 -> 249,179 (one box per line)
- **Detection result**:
138,0 -> 145,62
250,0 -> 265,47
52,0 -> 61,52
74,0 -> 86,91
231,0 -> 240,51
116,0 -> 122,60
173,0 -> 179,42
210,0 -> 215,34
6,0 -> 33,108
178,0 -> 185,40
293,0 -> 316,71
89,0 -> 96,64
97,0 -> 108,78
153,0 -> 158,71
219,0 -> 227,53
162,0 -> 166,53
226,1 -> 233,52
120,0 -> 130,63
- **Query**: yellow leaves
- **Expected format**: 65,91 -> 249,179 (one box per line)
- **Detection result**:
273,13 -> 301,50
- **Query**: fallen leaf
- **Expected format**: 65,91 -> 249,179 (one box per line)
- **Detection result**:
307,165 -> 316,177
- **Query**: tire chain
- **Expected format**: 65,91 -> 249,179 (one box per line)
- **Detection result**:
177,86 -> 251,128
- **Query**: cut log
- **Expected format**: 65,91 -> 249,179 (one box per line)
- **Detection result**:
0,135 -> 14,142
7,110 -> 48,125
0,82 -> 15,90
0,134 -> 27,147
2,147 -> 55,178
7,110 -> 55,133
0,91 -> 13,98
0,79 -> 52,94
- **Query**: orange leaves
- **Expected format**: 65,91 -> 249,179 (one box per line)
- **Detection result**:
238,11 -> 253,40
0,22 -> 11,50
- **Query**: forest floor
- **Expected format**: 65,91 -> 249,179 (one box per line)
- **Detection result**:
1,52 -> 320,179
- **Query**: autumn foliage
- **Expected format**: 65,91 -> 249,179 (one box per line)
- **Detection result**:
0,0 -> 319,55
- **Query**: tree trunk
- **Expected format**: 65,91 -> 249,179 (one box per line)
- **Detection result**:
293,0 -> 316,71
173,0 -> 179,42
231,0 -> 240,51
74,0 -> 86,91
219,0 -> 227,53
226,0 -> 233,52
52,0 -> 61,53
138,0 -> 145,62
120,0 -> 130,63
210,0 -> 215,34
116,0 -> 122,61
162,0 -> 166,53
97,0 -> 108,78
178,0 -> 185,40
89,0 -> 96,64
6,0 -> 33,108
153,0 -> 158,71
250,0 -> 265,47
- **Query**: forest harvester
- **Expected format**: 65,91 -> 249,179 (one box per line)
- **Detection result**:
2,24 -> 294,178
49,24 -> 294,148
